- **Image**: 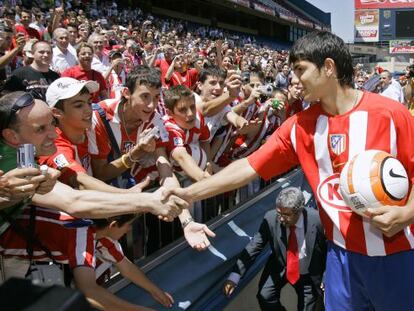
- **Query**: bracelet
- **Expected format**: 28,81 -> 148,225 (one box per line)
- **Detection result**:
121,154 -> 132,169
128,148 -> 140,163
181,217 -> 194,229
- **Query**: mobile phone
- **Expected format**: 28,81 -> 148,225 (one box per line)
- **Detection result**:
17,144 -> 36,168
147,127 -> 160,140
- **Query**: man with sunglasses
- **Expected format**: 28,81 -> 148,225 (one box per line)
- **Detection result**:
223,187 -> 326,311
0,91 -> 187,228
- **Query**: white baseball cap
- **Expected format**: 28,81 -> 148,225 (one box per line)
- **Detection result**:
46,77 -> 100,107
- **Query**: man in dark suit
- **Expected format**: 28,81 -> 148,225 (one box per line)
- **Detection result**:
223,187 -> 326,311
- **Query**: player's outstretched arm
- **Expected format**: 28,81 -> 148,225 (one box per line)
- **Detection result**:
32,181 -> 186,220
164,157 -> 258,203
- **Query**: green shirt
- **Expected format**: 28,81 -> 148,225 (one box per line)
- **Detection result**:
0,141 -> 26,235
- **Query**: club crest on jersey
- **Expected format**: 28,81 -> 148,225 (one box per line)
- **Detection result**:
53,154 -> 69,169
173,137 -> 183,146
329,134 -> 346,155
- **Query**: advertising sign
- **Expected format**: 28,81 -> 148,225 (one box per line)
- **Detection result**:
279,12 -> 297,23
389,40 -> 414,53
253,2 -> 275,16
355,0 -> 414,9
228,0 -> 250,8
354,9 -> 380,42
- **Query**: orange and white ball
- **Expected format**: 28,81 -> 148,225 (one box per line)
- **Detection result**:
339,150 -> 409,216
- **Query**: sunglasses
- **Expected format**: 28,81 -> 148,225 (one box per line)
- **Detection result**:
5,93 -> 35,128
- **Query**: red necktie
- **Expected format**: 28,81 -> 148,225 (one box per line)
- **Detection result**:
286,225 -> 300,284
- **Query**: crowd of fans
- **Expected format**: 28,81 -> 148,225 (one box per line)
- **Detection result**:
353,62 -> 414,108
0,0 -> 413,310
0,1 -> 305,309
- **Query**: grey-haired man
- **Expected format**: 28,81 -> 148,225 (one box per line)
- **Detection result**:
223,187 -> 326,311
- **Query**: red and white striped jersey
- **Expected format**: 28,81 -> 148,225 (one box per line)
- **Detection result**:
88,98 -> 170,182
108,70 -> 126,99
248,92 -> 414,256
232,101 -> 269,159
0,206 -> 96,269
162,110 -> 210,155
38,128 -> 93,184
95,237 -> 124,264
94,237 -> 125,280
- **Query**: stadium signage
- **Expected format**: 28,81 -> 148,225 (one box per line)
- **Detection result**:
389,40 -> 414,53
354,9 -> 380,42
297,18 -> 314,28
355,0 -> 414,9
279,12 -> 297,23
228,0 -> 250,8
253,3 -> 275,16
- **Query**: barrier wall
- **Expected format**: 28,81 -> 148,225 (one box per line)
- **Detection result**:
111,169 -> 315,310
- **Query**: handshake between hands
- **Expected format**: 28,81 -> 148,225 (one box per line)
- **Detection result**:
149,186 -> 190,222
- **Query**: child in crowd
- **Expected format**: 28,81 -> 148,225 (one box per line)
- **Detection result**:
163,85 -> 212,181
93,214 -> 174,308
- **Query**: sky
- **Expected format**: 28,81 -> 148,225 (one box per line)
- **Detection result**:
306,0 -> 355,43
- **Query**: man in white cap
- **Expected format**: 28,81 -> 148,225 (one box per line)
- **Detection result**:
39,77 -> 149,194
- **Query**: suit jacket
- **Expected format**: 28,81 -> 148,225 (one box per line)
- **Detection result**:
232,207 -> 326,288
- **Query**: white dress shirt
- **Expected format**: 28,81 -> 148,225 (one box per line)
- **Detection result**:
91,54 -> 110,75
380,79 -> 405,103
52,45 -> 78,73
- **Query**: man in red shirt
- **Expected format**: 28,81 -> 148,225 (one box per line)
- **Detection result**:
164,55 -> 198,90
152,44 -> 174,86
62,42 -> 108,102
165,31 -> 414,310
15,8 -> 41,40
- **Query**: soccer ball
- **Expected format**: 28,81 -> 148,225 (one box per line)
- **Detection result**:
339,150 -> 409,216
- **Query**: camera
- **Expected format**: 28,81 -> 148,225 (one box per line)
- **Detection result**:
241,71 -> 250,84
17,144 -> 36,168
258,84 -> 274,102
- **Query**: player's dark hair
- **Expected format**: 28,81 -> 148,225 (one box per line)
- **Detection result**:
125,65 -> 161,94
163,85 -> 194,111
289,31 -> 354,88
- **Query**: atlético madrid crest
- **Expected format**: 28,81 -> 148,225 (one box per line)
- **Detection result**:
329,134 -> 346,155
